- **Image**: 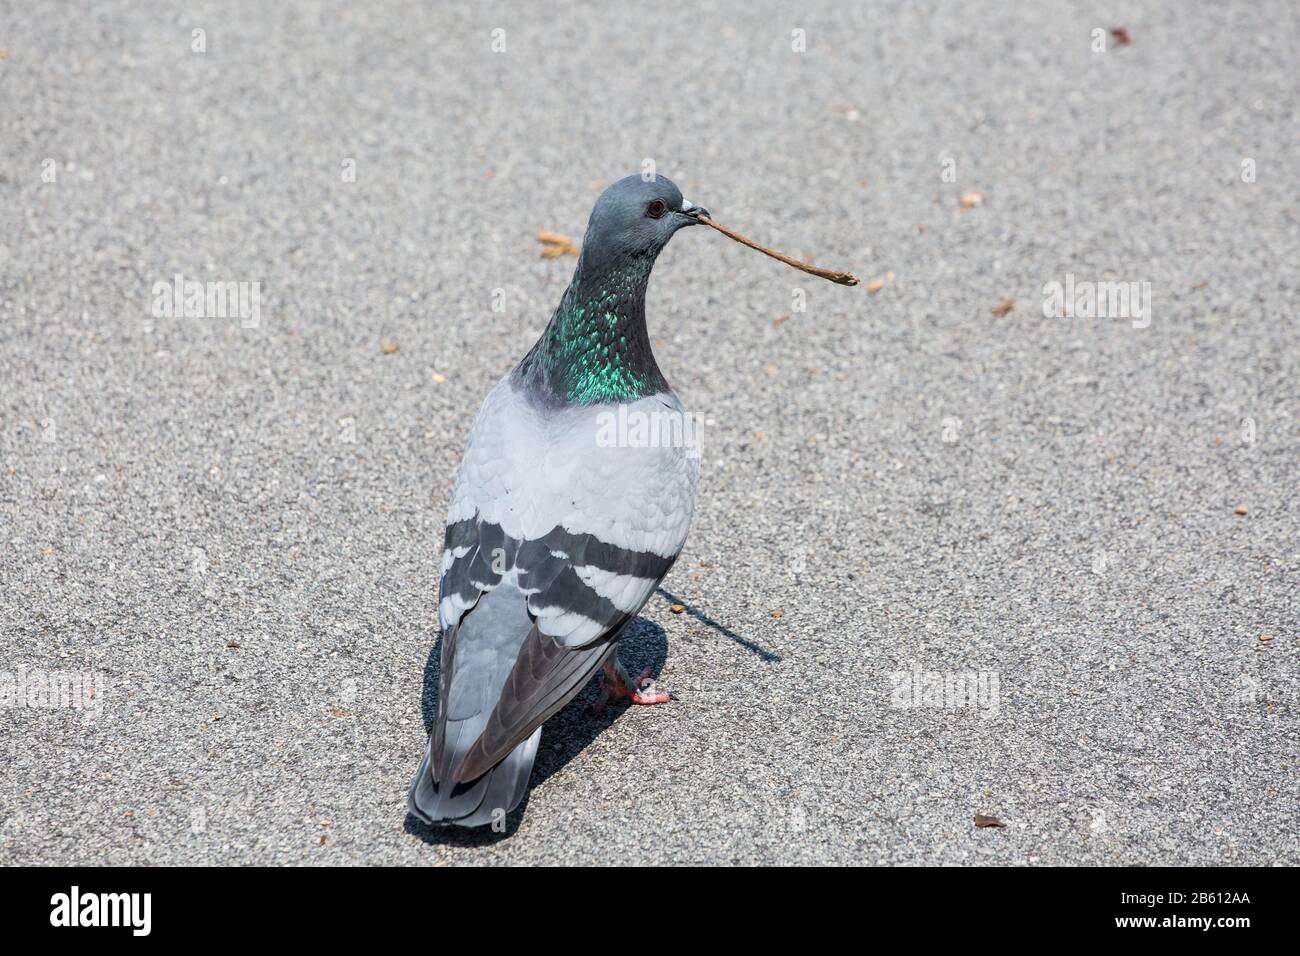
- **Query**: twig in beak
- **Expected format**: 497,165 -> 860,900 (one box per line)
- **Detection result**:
696,215 -> 860,286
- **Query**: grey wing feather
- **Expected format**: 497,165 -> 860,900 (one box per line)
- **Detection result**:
436,519 -> 679,784
452,623 -> 620,782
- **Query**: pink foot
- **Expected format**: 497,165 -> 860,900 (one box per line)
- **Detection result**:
592,663 -> 672,714
625,667 -> 671,705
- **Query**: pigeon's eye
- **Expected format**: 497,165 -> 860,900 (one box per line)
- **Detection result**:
646,199 -> 667,219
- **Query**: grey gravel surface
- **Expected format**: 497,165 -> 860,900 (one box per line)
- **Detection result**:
1,1 -> 1297,865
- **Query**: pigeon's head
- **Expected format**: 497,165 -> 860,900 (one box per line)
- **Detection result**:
579,174 -> 709,270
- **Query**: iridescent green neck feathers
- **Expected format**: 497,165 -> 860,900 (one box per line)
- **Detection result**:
517,252 -> 669,406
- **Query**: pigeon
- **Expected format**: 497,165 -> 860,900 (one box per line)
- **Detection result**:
408,174 -> 710,828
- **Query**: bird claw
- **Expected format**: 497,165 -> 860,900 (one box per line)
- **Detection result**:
628,670 -> 672,705
592,665 -> 672,714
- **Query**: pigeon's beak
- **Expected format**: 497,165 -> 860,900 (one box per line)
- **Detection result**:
679,200 -> 710,224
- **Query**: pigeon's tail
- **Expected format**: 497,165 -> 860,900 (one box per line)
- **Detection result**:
407,725 -> 541,829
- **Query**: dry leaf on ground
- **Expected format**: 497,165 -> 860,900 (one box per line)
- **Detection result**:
537,230 -> 579,258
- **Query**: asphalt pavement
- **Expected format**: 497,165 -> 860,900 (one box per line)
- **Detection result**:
0,0 -> 1296,864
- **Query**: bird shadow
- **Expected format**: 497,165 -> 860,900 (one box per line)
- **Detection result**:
402,616 -> 668,846
656,586 -> 783,663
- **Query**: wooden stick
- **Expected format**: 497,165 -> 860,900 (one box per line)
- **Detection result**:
697,215 -> 859,286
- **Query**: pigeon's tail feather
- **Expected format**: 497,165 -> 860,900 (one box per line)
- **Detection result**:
407,725 -> 541,828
